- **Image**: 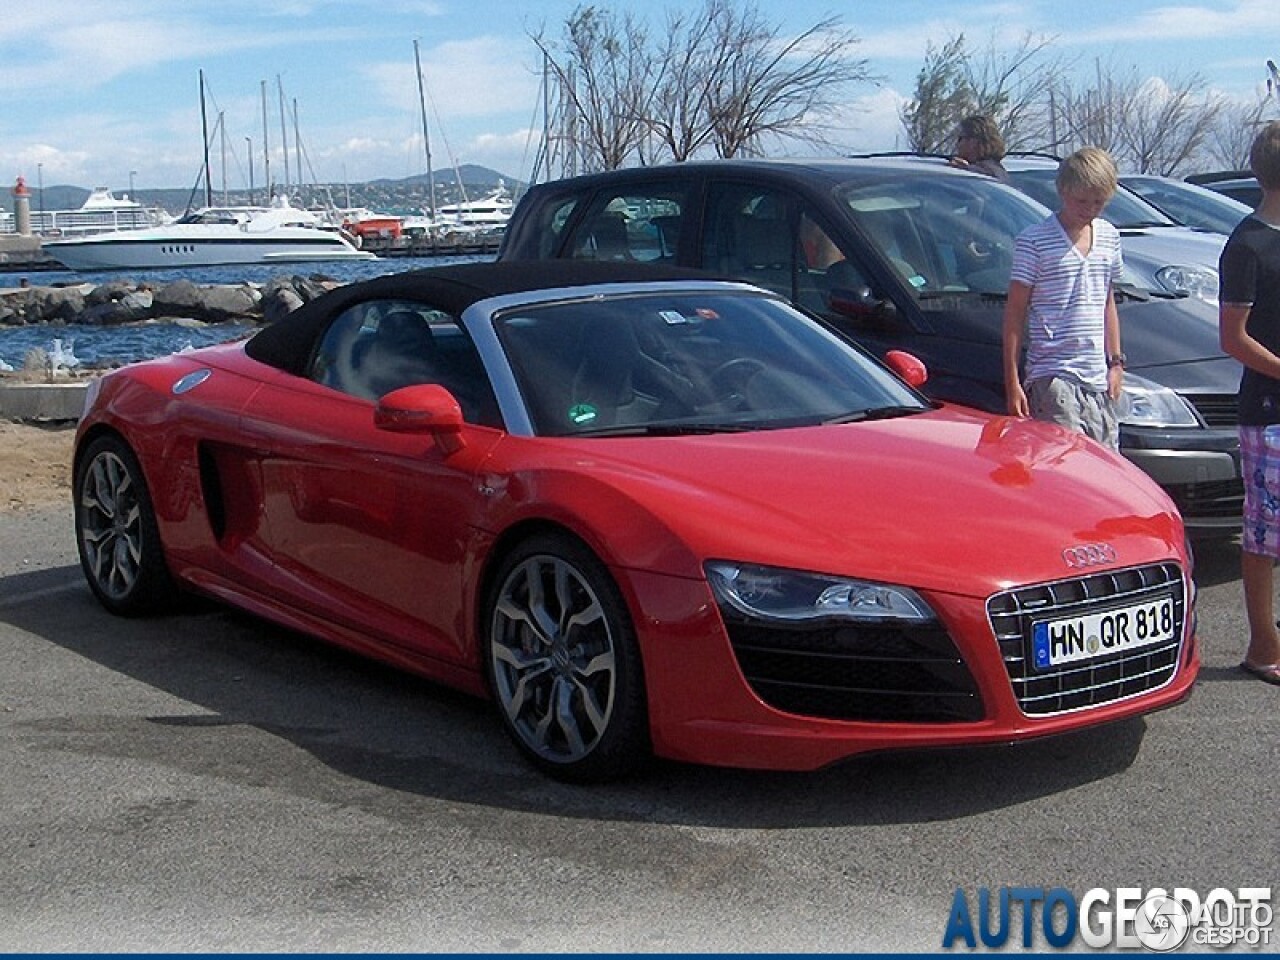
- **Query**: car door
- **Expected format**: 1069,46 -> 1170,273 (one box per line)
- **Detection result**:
239,298 -> 503,666
698,179 -> 933,366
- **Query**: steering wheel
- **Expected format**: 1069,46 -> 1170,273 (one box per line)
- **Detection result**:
709,357 -> 768,409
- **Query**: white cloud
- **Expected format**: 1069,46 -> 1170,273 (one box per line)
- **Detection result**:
1071,0 -> 1276,43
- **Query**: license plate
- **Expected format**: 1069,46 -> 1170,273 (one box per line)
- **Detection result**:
1032,596 -> 1176,670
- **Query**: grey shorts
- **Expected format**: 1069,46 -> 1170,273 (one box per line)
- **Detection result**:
1026,376 -> 1119,451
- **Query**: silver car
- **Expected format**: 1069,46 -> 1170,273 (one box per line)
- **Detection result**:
1005,155 -> 1225,305
1120,174 -> 1252,236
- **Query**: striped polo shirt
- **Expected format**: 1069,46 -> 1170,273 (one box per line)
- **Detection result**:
1010,214 -> 1123,392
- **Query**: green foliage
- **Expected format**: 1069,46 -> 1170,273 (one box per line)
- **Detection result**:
900,36 -> 974,154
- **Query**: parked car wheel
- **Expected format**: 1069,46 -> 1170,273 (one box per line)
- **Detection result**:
74,433 -> 176,616
485,533 -> 649,781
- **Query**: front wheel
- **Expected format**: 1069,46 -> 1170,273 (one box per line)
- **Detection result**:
484,533 -> 649,782
74,433 -> 177,616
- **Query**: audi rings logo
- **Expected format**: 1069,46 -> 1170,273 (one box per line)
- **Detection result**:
1063,543 -> 1117,568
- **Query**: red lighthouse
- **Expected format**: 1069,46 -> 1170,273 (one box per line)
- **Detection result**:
11,176 -> 32,235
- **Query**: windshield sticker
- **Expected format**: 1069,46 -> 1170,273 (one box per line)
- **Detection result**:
659,310 -> 688,325
569,403 -> 598,425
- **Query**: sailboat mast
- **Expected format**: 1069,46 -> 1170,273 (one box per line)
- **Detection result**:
277,76 -> 291,198
293,98 -> 303,192
219,111 -> 228,205
261,80 -> 272,199
199,69 -> 213,207
413,39 -> 437,220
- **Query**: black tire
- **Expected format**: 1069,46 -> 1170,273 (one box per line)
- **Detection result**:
483,532 -> 650,782
74,433 -> 178,616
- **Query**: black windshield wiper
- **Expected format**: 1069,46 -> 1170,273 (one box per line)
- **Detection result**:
569,421 -> 759,437
824,405 -> 924,424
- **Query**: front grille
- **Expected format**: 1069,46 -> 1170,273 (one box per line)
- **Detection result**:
987,563 -> 1186,716
1184,393 -> 1238,428
724,619 -> 984,723
1165,478 -> 1245,519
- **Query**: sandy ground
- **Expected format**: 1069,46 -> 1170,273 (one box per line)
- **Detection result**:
0,420 -> 75,512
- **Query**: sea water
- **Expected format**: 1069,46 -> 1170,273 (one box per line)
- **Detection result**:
0,253 -> 490,370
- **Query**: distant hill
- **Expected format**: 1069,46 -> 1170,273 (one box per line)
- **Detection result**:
5,164 -> 522,217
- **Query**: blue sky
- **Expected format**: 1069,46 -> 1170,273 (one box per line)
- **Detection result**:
0,0 -> 1275,197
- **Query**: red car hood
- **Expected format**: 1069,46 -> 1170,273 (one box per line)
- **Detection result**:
519,406 -> 1181,596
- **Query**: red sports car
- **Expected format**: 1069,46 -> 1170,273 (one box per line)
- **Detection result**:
73,261 -> 1198,780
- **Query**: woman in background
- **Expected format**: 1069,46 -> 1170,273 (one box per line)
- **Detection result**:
950,115 -> 1009,183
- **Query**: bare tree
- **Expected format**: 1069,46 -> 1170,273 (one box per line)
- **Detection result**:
531,6 -> 658,171
1119,74 -> 1222,175
534,1 -> 873,170
700,5 -> 873,158
1048,57 -> 1135,156
1048,60 -> 1220,175
1206,95 -> 1271,169
647,2 -> 729,161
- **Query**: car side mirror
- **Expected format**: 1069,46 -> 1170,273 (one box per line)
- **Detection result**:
828,285 -> 898,325
374,383 -> 466,454
884,349 -> 928,388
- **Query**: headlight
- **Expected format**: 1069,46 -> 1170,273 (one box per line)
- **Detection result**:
1116,372 -> 1200,427
1154,265 -> 1219,304
705,561 -> 936,623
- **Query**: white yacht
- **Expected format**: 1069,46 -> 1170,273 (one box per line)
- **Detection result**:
435,186 -> 514,231
1,186 -> 171,238
42,196 -> 375,271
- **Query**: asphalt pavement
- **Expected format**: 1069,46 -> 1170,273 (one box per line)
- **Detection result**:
0,506 -> 1275,952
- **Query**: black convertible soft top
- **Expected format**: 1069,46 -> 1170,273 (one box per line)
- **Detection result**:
245,259 -> 718,375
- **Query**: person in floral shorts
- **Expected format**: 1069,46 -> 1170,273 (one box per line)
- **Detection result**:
1219,120 -> 1280,686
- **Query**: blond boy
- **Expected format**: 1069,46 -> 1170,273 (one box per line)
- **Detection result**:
1003,147 -> 1125,449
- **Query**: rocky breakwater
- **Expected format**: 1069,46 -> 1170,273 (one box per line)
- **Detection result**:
0,274 -> 339,329
0,274 -> 342,421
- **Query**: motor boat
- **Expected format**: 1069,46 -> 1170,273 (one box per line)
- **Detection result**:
42,196 -> 376,270
434,186 -> 514,233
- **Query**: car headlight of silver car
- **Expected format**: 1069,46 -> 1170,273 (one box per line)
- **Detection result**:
1117,372 -> 1201,427
1154,264 -> 1219,303
705,561 -> 936,623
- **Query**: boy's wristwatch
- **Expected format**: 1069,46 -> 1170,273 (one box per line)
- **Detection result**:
1107,353 -> 1127,368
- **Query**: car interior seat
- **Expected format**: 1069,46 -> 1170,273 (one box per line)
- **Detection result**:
353,310 -> 440,402
733,216 -> 794,296
568,319 -> 659,429
578,212 -> 633,261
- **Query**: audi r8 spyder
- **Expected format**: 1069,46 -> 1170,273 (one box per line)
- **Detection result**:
73,260 -> 1199,781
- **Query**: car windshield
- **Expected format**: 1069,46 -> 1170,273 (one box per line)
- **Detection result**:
1121,177 -> 1251,235
835,175 -> 1046,296
494,290 -> 927,437
1007,169 -> 1177,229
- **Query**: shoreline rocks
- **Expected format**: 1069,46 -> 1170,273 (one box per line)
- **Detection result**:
0,274 -> 340,328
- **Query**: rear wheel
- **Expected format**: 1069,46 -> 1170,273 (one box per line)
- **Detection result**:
74,434 -> 176,616
484,533 -> 649,782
